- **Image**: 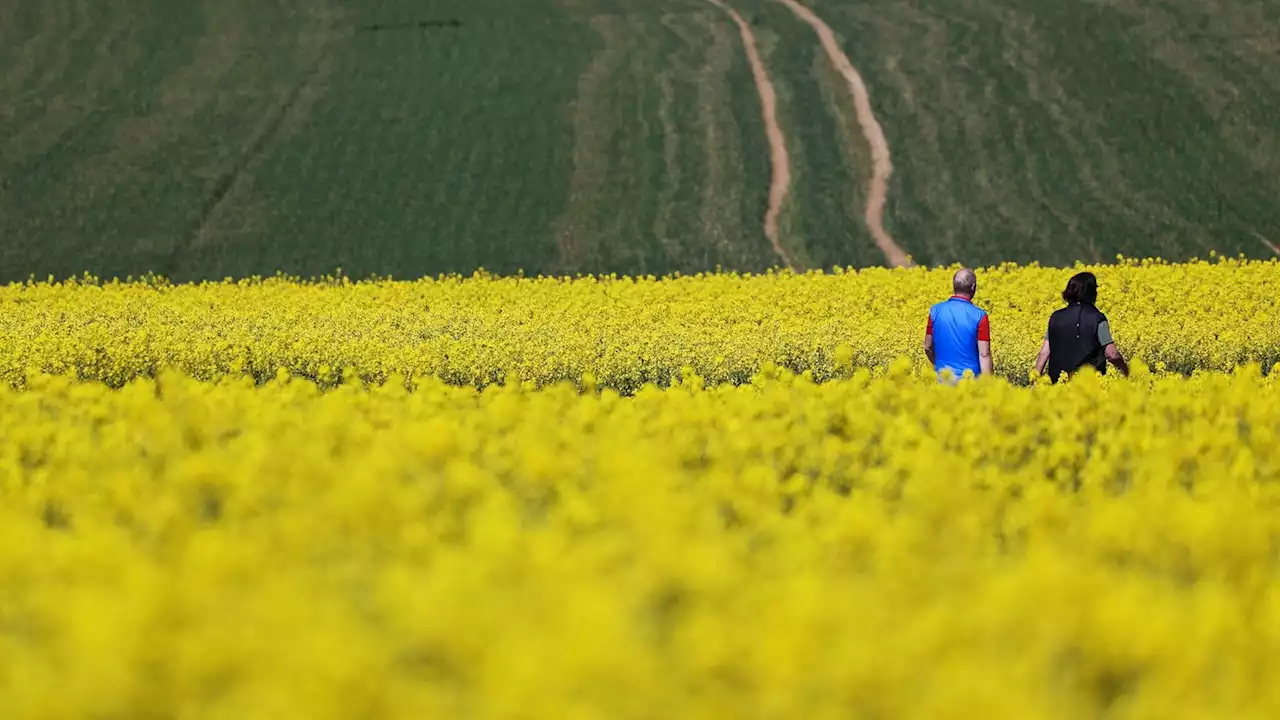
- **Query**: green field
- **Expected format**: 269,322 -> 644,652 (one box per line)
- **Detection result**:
3,0 -> 1279,281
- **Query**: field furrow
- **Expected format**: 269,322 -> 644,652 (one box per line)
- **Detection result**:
555,15 -> 632,274
692,12 -> 754,267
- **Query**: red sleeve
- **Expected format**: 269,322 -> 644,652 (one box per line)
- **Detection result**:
977,314 -> 990,342
925,315 -> 934,335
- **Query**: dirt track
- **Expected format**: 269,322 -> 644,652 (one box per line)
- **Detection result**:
1256,232 -> 1280,258
702,0 -> 799,272
773,0 -> 913,268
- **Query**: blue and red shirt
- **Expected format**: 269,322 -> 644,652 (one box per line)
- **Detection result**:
926,295 -> 990,378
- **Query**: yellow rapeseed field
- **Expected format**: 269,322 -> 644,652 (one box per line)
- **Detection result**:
2,365 -> 1280,718
2,260 -> 1280,717
0,258 -> 1276,389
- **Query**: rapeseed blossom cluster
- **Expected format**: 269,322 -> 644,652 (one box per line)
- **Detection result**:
0,258 -> 1276,390
3,365 -> 1280,718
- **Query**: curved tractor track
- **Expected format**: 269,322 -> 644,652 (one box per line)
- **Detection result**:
774,0 -> 913,268
1256,232 -> 1280,258
701,0 -> 799,272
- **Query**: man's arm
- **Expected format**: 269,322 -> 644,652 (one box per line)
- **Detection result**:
1033,338 -> 1051,375
924,315 -> 936,368
977,314 -> 993,375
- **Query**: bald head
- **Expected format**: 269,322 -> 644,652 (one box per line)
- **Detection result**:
952,268 -> 977,297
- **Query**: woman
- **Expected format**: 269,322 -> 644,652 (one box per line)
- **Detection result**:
1032,271 -> 1129,382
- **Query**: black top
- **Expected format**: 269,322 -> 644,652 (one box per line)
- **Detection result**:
1046,303 -> 1109,383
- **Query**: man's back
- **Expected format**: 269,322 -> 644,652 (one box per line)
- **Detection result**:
927,296 -> 990,379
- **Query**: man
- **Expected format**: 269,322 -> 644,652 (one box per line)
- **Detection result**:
1033,271 -> 1129,382
924,268 -> 993,381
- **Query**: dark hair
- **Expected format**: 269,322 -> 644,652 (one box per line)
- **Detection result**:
1062,272 -> 1098,305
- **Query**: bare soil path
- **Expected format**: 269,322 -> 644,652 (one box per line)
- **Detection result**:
702,0 -> 799,272
773,0 -> 913,268
1256,232 -> 1280,258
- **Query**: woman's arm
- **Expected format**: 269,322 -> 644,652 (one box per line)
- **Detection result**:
1033,338 -> 1051,375
1098,321 -> 1129,376
1105,344 -> 1130,376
